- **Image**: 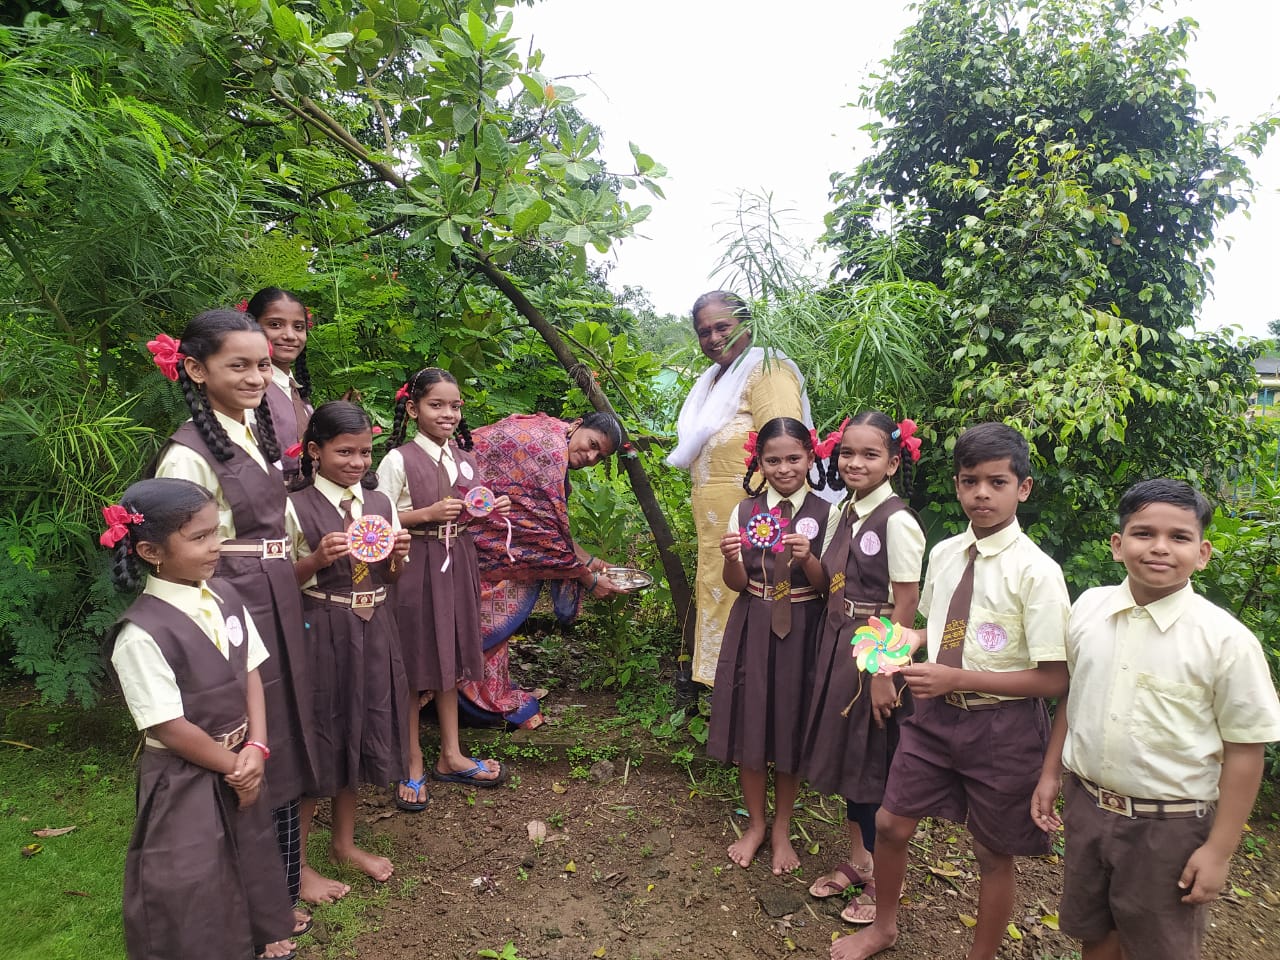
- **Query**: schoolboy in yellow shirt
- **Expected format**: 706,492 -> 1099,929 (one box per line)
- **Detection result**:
1033,479 -> 1280,960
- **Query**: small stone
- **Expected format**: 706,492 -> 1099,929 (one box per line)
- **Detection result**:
589,759 -> 616,782
757,888 -> 806,918
642,828 -> 672,858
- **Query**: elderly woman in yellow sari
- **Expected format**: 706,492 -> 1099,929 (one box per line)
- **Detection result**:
667,291 -> 818,687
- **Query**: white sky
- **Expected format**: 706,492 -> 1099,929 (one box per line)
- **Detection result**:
514,0 -> 1279,337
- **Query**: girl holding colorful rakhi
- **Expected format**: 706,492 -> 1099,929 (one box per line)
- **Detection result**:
147,310 -> 317,955
800,412 -> 925,926
706,417 -> 840,875
285,401 -> 412,892
375,368 -> 511,812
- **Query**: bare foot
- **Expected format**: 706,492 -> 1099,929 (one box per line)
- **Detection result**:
727,823 -> 766,868
299,864 -> 350,904
333,843 -> 394,882
292,907 -> 311,931
771,831 -> 801,875
830,922 -> 898,960
257,939 -> 297,959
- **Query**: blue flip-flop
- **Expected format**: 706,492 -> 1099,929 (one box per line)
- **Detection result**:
432,758 -> 508,789
394,777 -> 429,812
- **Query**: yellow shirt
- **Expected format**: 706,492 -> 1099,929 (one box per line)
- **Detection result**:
285,475 -> 401,589
725,486 -> 841,555
919,520 -> 1069,695
844,480 -> 926,603
1061,580 -> 1280,802
111,577 -> 268,730
154,409 -> 300,542
376,434 -> 459,512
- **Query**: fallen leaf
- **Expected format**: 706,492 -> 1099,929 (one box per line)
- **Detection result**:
527,820 -> 547,842
564,860 -> 576,873
32,826 -> 76,838
1007,923 -> 1023,941
783,937 -> 797,951
367,811 -> 395,822
1041,912 -> 1060,931
807,842 -> 820,855
959,913 -> 977,928
646,883 -> 654,892
929,861 -> 964,878
21,843 -> 42,858
591,949 -> 605,958
1233,886 -> 1254,898
551,782 -> 567,794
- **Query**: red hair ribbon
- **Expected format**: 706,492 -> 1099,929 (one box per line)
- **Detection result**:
371,425 -> 382,436
305,307 -> 314,330
895,418 -> 922,462
815,417 -> 849,460
284,442 -> 303,459
146,334 -> 184,381
236,299 -> 249,312
99,505 -> 145,549
395,383 -> 410,402
742,430 -> 759,467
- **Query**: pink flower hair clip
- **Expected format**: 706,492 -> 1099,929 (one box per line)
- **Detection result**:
146,334 -> 184,381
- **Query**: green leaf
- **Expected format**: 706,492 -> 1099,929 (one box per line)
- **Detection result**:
437,219 -> 463,247
512,199 -> 552,234
318,31 -> 354,49
271,5 -> 301,41
476,124 -> 511,170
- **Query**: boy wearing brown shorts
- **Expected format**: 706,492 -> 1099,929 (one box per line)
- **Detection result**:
1033,478 -> 1280,960
833,423 -> 1071,960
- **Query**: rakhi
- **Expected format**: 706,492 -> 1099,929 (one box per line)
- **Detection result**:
347,514 -> 394,563
851,616 -> 912,674
464,485 -> 514,563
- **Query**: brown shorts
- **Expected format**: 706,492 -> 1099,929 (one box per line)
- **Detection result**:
881,695 -> 1050,856
1059,775 -> 1213,959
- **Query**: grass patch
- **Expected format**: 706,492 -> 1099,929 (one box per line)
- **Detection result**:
299,822 -> 400,958
0,745 -> 134,960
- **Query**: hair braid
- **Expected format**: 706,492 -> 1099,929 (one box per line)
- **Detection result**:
293,348 -> 312,402
252,399 -> 282,464
388,393 -> 412,449
176,364 -> 235,462
741,456 -> 767,496
455,417 -> 474,452
110,538 -> 142,592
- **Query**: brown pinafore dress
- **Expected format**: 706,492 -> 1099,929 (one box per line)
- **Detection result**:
705,491 -> 829,774
116,584 -> 294,960
164,422 -> 316,805
263,378 -> 312,484
289,485 -> 410,795
393,440 -> 484,692
801,495 -> 919,801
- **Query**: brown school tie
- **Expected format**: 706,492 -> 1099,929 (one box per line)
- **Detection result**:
938,543 -> 978,667
771,500 -> 794,639
288,376 -> 309,443
340,495 -> 375,622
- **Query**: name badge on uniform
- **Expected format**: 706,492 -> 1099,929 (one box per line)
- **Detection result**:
459,461 -> 474,480
976,622 -> 1007,652
225,615 -> 245,648
859,531 -> 882,556
795,517 -> 819,540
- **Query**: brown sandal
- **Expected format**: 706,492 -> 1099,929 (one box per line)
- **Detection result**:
809,862 -> 873,898
839,881 -> 877,925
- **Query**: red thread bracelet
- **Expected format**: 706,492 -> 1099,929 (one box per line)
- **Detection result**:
244,740 -> 270,760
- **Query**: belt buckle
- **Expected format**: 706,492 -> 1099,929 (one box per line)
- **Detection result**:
1095,787 -> 1135,818
352,591 -> 376,609
262,538 -> 286,560
218,722 -> 247,749
843,597 -> 855,617
944,692 -> 969,711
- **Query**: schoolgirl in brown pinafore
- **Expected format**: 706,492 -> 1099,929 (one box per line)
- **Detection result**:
115,582 -> 295,959
249,285 -> 314,486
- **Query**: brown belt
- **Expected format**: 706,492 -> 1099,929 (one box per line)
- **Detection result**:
844,598 -> 894,619
407,521 -> 464,540
745,580 -> 820,603
303,586 -> 388,610
146,719 -> 247,752
943,691 -> 1021,711
220,537 -> 288,559
1077,775 -> 1211,820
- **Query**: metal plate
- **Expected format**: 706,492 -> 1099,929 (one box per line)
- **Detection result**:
604,566 -> 654,592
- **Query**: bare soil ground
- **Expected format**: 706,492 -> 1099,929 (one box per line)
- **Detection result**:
299,691 -> 1280,960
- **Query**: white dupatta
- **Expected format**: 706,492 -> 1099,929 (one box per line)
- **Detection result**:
667,346 -> 814,470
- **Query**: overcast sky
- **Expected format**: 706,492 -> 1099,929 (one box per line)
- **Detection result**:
514,0 -> 1278,338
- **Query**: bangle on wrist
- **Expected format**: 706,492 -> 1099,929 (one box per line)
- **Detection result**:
589,571 -> 599,591
244,740 -> 270,760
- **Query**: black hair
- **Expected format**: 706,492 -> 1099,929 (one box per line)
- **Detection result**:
952,422 -> 1031,482
1118,478 -> 1213,534
107,478 -> 216,591
577,411 -> 626,456
293,401 -> 379,491
691,290 -> 751,327
388,367 -> 473,451
246,286 -> 311,401
741,416 -> 826,496
825,411 -> 917,497
172,309 -> 281,464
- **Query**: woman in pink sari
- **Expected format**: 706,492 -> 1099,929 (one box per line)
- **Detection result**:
463,412 -> 626,728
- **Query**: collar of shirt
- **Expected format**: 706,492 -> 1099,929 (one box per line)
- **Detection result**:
1098,578 -> 1193,632
144,575 -> 221,612
762,485 -> 808,513
958,517 -> 1022,558
314,474 -> 363,514
211,408 -> 267,468
270,364 -> 293,393
413,432 -> 454,465
849,479 -> 894,518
